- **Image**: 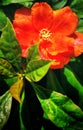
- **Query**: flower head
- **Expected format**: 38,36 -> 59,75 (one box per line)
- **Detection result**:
13,2 -> 83,69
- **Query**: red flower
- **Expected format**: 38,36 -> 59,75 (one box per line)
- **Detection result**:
13,2 -> 83,69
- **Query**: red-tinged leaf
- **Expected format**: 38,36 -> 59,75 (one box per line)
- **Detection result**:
10,78 -> 24,103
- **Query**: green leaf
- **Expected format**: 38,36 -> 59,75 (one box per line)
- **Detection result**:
20,83 -> 41,130
0,0 -> 34,6
46,70 -> 65,94
63,66 -> 83,91
26,44 -> 40,63
52,0 -> 67,9
32,83 -> 83,129
19,91 -> 27,130
0,58 -> 15,77
69,56 -> 83,81
4,76 -> 19,87
77,19 -> 83,33
25,60 -> 52,82
0,10 -> 7,31
63,66 -> 83,109
69,0 -> 83,18
0,50 -> 4,58
0,91 -> 12,130
0,18 -> 21,71
18,1 -> 33,7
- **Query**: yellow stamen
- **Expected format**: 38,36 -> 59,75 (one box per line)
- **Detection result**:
39,28 -> 52,40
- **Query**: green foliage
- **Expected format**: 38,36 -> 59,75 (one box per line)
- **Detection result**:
0,91 -> 12,130
62,66 -> 83,110
0,0 -> 83,130
0,18 -> 21,71
26,44 -> 40,62
25,59 -> 52,82
0,10 -> 7,31
0,58 -> 15,77
69,0 -> 83,18
52,0 -> 67,9
63,66 -> 83,93
32,83 -> 83,129
25,44 -> 53,82
0,0 -> 34,6
19,92 -> 27,130
77,19 -> 83,33
4,76 -> 19,87
46,70 -> 65,94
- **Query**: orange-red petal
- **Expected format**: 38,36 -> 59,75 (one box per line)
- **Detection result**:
13,7 -> 32,30
51,6 -> 78,35
52,34 -> 74,55
50,54 -> 71,69
31,2 -> 53,30
39,40 -> 71,69
39,34 -> 74,58
39,34 -> 75,69
13,7 -> 39,57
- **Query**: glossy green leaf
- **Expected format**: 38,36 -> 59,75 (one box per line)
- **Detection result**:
32,83 -> 83,129
0,91 -> 12,130
0,18 -> 21,71
4,76 -> 19,87
19,83 -> 42,130
18,1 -> 33,7
52,0 -> 67,9
19,91 -> 27,130
26,44 -> 40,63
0,10 -> 7,31
69,56 -> 83,81
25,60 -> 52,82
69,0 -> 83,18
0,58 -> 15,77
77,19 -> 83,33
0,50 -> 4,58
63,66 -> 83,109
46,70 -> 65,94
63,66 -> 83,91
0,0 -> 34,5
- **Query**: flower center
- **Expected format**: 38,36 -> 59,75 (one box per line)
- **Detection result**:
39,28 -> 52,40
